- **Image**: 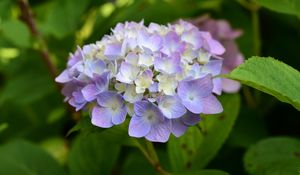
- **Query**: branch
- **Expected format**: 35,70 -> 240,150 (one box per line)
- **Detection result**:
18,0 -> 58,80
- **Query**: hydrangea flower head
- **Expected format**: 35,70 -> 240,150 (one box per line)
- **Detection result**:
189,16 -> 245,93
56,20 -> 226,142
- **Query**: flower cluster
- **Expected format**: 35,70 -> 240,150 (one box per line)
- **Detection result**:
189,16 -> 244,93
56,20 -> 225,142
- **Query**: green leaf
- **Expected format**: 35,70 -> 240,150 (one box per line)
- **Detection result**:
255,0 -> 300,16
0,0 -> 12,19
40,137 -> 68,165
173,170 -> 230,175
67,116 -> 137,147
1,20 -> 31,48
244,137 -> 300,175
168,94 -> 240,171
41,0 -> 91,38
0,140 -> 65,175
226,57 -> 300,110
121,150 -> 156,175
68,132 -> 120,175
0,72 -> 55,106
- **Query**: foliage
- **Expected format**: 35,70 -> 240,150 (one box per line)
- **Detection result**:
0,0 -> 299,175
226,57 -> 300,110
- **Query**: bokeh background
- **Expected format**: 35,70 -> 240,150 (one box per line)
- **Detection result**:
0,0 -> 299,175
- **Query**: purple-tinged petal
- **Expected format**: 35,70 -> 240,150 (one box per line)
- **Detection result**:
55,70 -> 71,83
201,95 -> 223,114
181,111 -> 201,126
123,85 -> 143,103
145,122 -> 170,143
158,95 -> 186,119
222,78 -> 241,93
138,31 -> 162,52
128,114 -> 151,138
181,28 -> 202,49
111,105 -> 127,125
178,74 -> 213,100
72,91 -> 86,104
149,82 -> 158,92
67,46 -> 83,67
134,101 -> 151,117
81,84 -> 99,102
94,71 -> 110,91
212,78 -> 222,95
116,62 -> 140,84
104,42 -> 123,60
97,91 -> 123,108
138,53 -> 154,67
91,106 -> 113,128
125,52 -> 139,65
161,31 -> 185,55
181,97 -> 203,114
154,54 -> 181,74
202,59 -> 223,76
135,69 -> 153,93
68,98 -> 86,111
169,119 -> 187,137
61,81 -> 84,98
69,91 -> 86,111
201,32 -> 225,55
178,75 -> 215,114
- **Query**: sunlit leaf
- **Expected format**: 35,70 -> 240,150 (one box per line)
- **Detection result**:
255,0 -> 300,16
1,20 -> 31,48
226,57 -> 300,110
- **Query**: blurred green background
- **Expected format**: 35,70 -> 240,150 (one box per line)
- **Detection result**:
0,0 -> 299,175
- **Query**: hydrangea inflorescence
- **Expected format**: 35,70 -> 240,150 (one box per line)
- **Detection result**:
56,20 -> 226,142
189,16 -> 244,93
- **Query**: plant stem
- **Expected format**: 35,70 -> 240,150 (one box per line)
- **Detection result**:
17,0 -> 79,118
17,0 -> 58,81
251,9 -> 261,56
135,140 -> 171,175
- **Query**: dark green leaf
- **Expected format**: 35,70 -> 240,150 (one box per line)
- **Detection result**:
67,116 -> 137,147
0,72 -> 55,105
244,137 -> 300,175
0,140 -> 65,175
173,170 -> 230,175
121,150 -> 156,175
255,0 -> 300,16
226,57 -> 300,110
168,94 -> 240,171
68,132 -> 120,175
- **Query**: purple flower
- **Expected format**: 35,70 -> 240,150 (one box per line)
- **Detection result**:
92,91 -> 127,128
129,101 -> 170,142
81,72 -> 110,101
169,111 -> 201,137
189,16 -> 244,93
161,31 -> 185,56
177,74 -> 222,114
157,95 -> 186,119
56,20 -> 227,142
154,53 -> 182,74
69,90 -> 87,111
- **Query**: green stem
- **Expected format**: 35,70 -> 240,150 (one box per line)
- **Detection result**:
145,141 -> 159,162
135,140 -> 171,175
251,9 -> 261,56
